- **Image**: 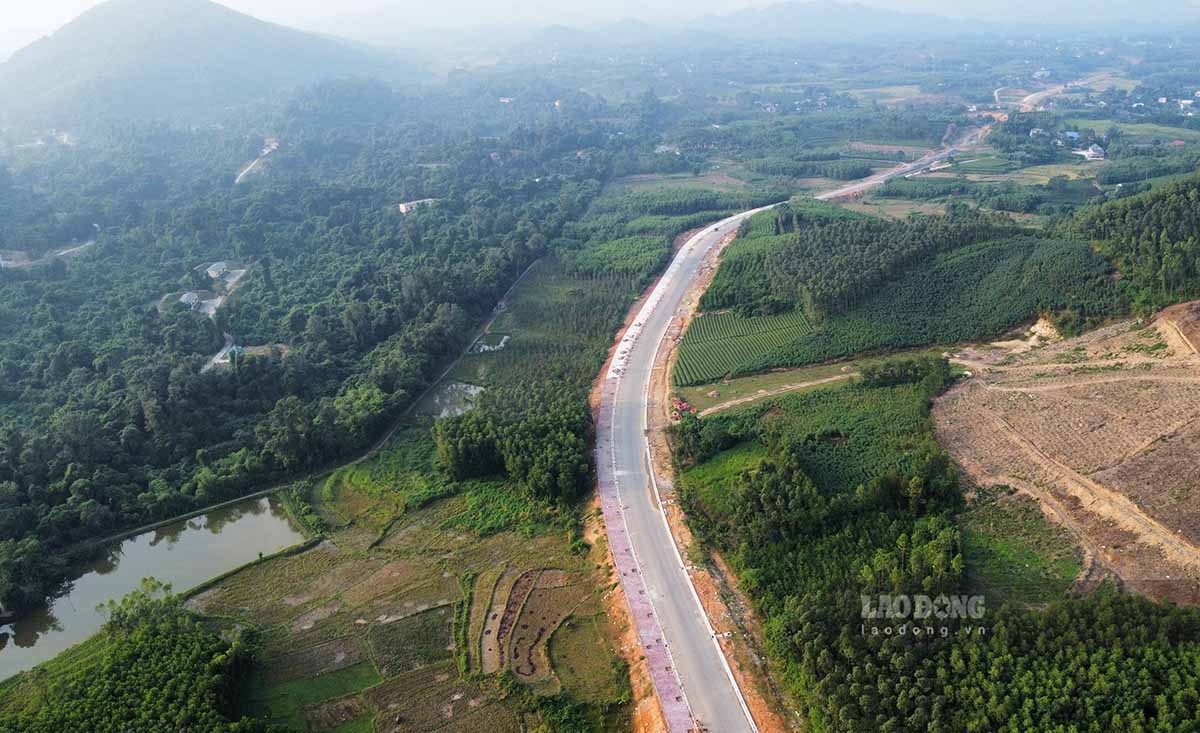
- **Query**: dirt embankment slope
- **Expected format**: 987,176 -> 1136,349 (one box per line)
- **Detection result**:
935,309 -> 1200,604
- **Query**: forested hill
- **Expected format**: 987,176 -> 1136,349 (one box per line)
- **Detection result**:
0,74 -> 747,618
1075,173 -> 1200,312
0,0 -> 407,128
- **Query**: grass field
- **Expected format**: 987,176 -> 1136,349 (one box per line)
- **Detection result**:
846,84 -> 924,103
678,441 -> 767,525
678,362 -> 852,412
1061,118 -> 1200,143
607,169 -> 748,193
1000,161 -> 1098,185
676,347 -> 953,413
961,486 -> 1083,606
547,614 -> 627,705
675,309 -> 815,386
841,196 -> 947,220
244,661 -> 382,730
948,154 -> 1018,174
1080,74 -> 1139,93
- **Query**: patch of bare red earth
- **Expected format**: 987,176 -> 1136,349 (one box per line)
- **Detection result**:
936,309 -> 1200,604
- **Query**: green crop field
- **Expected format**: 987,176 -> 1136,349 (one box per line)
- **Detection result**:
1060,118 -> 1200,143
674,309 -> 814,386
950,154 -> 1019,174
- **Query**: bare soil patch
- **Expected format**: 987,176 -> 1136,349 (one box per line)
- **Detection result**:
937,308 -> 1200,604
291,602 -> 341,634
305,693 -> 366,730
1161,301 -> 1200,355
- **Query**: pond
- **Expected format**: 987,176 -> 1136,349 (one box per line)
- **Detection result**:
0,494 -> 305,678
413,381 -> 485,418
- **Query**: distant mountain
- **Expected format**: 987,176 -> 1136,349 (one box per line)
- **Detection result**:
686,1 -> 978,40
863,0 -> 1200,30
0,0 -> 408,128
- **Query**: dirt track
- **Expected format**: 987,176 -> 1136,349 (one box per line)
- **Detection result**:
698,374 -> 852,416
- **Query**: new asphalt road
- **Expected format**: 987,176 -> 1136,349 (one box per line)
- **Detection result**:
598,208 -> 768,733
596,139 -> 985,732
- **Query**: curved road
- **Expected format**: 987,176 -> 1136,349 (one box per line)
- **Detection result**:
596,138 -> 987,731
597,207 -> 769,733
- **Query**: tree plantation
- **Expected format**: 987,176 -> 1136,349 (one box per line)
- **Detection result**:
674,358 -> 1200,731
0,580 -> 268,732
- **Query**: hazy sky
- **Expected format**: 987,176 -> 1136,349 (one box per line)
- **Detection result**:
0,0 -> 773,59
5,0 -> 1200,61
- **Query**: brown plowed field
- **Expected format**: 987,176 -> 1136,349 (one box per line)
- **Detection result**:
935,308 -> 1200,604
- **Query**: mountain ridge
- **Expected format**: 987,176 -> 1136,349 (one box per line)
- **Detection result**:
0,0 -> 408,129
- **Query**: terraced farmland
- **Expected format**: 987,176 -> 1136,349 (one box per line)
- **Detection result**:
674,309 -> 814,386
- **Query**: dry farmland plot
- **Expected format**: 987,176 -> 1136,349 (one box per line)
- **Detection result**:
371,677 -> 499,733
508,576 -> 592,684
480,567 -> 523,674
197,424 -> 628,730
935,308 -> 1200,604
305,693 -> 371,731
490,569 -> 539,673
367,605 -> 455,677
466,564 -> 506,673
675,309 -> 815,386
549,614 -> 625,704
364,659 -> 458,709
265,636 -> 368,685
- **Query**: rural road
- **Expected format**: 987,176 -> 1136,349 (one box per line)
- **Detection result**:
813,127 -> 989,201
597,207 -> 770,733
596,129 -> 991,731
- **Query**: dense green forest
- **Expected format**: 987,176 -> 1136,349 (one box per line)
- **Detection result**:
0,75 -> 739,615
761,207 -> 1021,319
673,357 -> 1200,731
742,234 -> 1120,372
0,580 -> 268,732
699,198 -> 861,316
678,204 -> 1121,384
1076,173 -> 1200,310
0,53 -> 801,617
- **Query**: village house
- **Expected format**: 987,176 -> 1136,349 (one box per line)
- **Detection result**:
397,198 -> 437,214
1074,144 -> 1106,161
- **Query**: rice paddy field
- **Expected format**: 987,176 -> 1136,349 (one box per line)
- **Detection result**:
185,426 -> 630,732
